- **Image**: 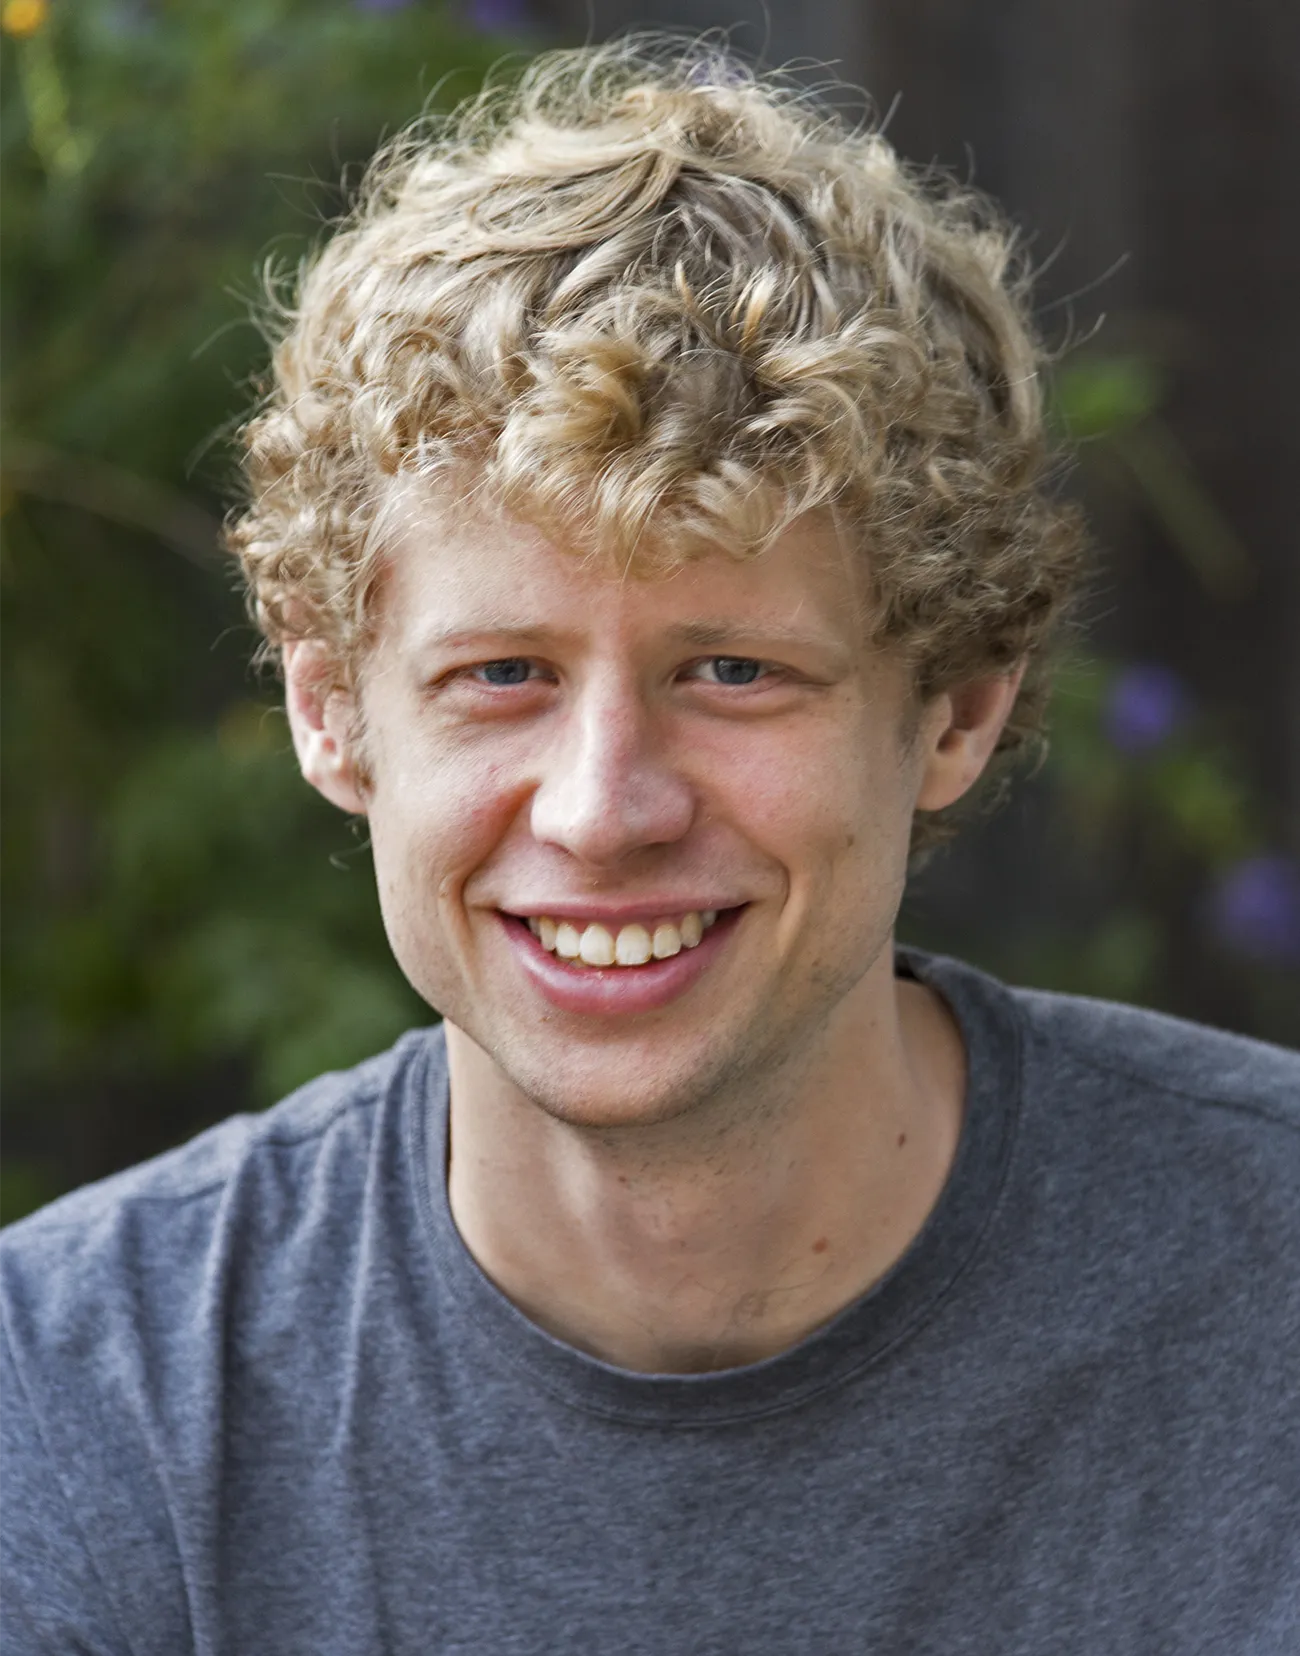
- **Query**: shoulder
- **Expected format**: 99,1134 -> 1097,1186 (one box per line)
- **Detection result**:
994,981 -> 1300,1283
0,1028 -> 441,1357
11,1035 -> 407,1213
0,1028 -> 443,1646
912,954 -> 1300,1403
1009,981 -> 1299,1133
910,948 -> 1299,1243
912,944 -> 1297,1127
4,1029 -> 434,1226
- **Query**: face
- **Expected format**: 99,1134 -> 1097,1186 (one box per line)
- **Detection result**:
288,491 -> 1007,1130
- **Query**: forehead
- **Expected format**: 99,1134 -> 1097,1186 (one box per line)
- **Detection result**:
372,482 -> 872,657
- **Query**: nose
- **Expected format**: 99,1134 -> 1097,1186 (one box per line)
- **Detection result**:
529,682 -> 696,867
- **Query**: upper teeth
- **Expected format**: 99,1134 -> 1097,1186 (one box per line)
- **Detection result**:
527,910 -> 719,967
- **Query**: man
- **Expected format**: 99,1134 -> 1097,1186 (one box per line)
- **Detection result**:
3,39 -> 1297,1655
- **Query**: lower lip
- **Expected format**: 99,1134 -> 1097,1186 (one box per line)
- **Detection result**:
500,910 -> 744,1016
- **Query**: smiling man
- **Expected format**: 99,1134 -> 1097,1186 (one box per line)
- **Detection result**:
3,40 -> 1298,1656
296,498 -> 993,1375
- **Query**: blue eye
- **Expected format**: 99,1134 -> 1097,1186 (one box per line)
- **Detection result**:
707,657 -> 764,685
475,659 -> 534,685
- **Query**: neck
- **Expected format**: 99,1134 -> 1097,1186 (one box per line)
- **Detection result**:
444,957 -> 965,1374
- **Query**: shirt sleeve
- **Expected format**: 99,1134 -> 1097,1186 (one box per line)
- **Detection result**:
1,1320 -> 133,1656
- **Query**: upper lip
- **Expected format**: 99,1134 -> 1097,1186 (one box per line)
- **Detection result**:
497,901 -> 744,925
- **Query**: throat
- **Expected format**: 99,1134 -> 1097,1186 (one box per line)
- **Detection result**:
448,1102 -> 960,1376
442,976 -> 966,1374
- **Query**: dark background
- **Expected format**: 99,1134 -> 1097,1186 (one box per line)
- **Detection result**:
3,0 -> 1297,1224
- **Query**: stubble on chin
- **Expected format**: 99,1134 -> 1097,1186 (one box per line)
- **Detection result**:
445,913 -> 895,1155
459,1001 -> 830,1163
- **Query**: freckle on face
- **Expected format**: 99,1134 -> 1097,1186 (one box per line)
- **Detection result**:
812,1237 -> 829,1254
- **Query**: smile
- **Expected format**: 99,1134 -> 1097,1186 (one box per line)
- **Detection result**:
500,906 -> 745,1016
525,910 -> 720,968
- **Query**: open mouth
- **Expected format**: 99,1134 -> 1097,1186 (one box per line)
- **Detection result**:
504,907 -> 744,970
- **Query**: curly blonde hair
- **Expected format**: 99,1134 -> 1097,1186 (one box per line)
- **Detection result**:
228,37 -> 1084,847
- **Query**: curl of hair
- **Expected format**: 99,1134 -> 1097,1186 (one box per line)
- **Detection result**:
227,37 -> 1086,853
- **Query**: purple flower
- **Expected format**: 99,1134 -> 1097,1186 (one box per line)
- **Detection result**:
1104,664 -> 1189,754
1207,854 -> 1300,966
465,0 -> 527,31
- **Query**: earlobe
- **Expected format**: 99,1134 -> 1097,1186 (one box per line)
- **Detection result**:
914,665 -> 1026,813
283,640 -> 369,816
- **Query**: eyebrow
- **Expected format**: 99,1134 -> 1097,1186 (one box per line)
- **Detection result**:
664,620 -> 846,655
408,623 -> 562,654
406,618 -> 852,662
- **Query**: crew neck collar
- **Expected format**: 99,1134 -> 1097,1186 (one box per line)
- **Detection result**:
406,949 -> 1023,1428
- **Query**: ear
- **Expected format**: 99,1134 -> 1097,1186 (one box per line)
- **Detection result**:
914,663 -> 1027,813
283,640 -> 369,815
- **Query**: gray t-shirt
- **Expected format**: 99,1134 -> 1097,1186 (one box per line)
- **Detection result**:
3,952 -> 1298,1654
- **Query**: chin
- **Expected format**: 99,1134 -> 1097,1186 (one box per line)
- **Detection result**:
488,1028 -> 759,1136
503,1063 -> 709,1133
437,969 -> 808,1138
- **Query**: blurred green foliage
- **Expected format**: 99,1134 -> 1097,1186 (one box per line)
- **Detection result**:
902,359 -> 1299,1034
1054,355 -> 1254,601
1,0 -> 510,1219
2,4 -> 1295,1224
984,654 -> 1296,1023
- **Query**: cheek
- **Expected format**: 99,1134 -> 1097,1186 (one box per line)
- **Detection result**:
365,756 -> 521,940
721,725 -> 908,873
